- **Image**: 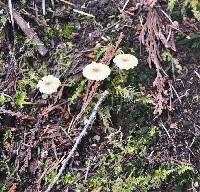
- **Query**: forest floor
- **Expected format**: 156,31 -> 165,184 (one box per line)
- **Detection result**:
0,0 -> 200,192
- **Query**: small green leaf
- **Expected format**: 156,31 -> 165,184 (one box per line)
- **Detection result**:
16,92 -> 26,107
0,95 -> 6,105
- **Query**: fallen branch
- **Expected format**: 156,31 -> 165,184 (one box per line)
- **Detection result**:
0,107 -> 37,122
44,90 -> 109,192
12,9 -> 48,56
0,1 -> 48,56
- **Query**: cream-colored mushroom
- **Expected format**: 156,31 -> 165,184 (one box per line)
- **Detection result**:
37,75 -> 61,94
113,54 -> 138,70
82,62 -> 111,81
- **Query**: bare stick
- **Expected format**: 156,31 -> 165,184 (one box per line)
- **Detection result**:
42,0 -> 46,15
0,1 -> 48,56
8,0 -> 14,26
122,0 -> 129,12
12,9 -> 48,56
194,70 -> 200,80
45,90 -> 109,192
58,0 -> 76,7
161,122 -> 171,139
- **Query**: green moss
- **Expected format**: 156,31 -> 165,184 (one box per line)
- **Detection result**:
84,127 -> 197,192
63,25 -> 76,38
68,80 -> 87,104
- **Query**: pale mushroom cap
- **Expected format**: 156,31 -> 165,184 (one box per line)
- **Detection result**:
113,54 -> 138,70
37,75 -> 61,94
82,62 -> 111,81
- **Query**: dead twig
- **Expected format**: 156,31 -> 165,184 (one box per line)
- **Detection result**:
160,122 -> 171,139
12,9 -> 48,56
194,70 -> 200,79
57,0 -> 76,7
0,107 -> 37,122
122,0 -> 130,12
36,156 -> 66,190
42,0 -> 46,15
0,1 -> 48,56
169,81 -> 182,104
44,90 -> 109,192
8,0 -> 14,26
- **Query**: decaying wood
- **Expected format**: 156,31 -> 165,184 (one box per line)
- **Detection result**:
140,8 -> 176,68
139,7 -> 176,115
